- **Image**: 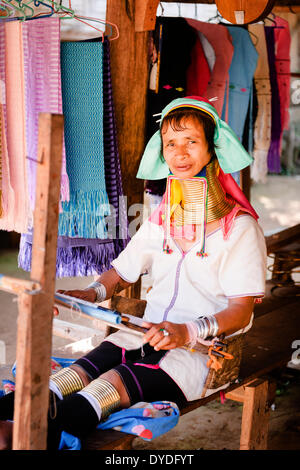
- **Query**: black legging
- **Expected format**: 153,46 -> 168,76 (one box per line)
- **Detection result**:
0,341 -> 187,449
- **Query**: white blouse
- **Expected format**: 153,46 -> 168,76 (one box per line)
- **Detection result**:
106,214 -> 267,401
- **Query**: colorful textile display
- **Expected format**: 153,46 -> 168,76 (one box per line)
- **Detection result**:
22,17 -> 69,214
59,40 -> 110,238
0,22 -> 29,233
265,26 -> 282,174
19,38 -> 129,277
185,19 -> 234,119
249,24 -> 272,183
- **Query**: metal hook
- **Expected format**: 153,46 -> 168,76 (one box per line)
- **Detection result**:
177,2 -> 181,17
159,1 -> 164,17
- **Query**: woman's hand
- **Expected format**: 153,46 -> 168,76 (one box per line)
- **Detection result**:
142,321 -> 189,351
57,288 -> 97,303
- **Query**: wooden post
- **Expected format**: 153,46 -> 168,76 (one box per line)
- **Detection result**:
135,0 -> 159,32
106,0 -> 149,210
12,113 -> 64,450
239,378 -> 271,450
106,0 -> 152,298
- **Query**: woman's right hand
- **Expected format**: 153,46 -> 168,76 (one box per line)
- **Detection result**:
56,288 -> 97,303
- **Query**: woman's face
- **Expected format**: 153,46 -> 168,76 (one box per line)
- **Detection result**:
161,117 -> 211,178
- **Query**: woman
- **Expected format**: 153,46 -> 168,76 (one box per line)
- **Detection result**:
0,96 -> 267,449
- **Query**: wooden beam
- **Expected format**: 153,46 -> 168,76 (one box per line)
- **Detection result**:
12,113 -> 64,450
265,223 -> 300,254
162,0 -> 300,4
240,378 -> 271,450
0,275 -> 41,295
106,0 -> 150,299
135,0 -> 160,32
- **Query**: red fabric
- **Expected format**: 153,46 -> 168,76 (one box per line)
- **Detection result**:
274,16 -> 291,132
185,19 -> 234,119
186,39 -> 211,98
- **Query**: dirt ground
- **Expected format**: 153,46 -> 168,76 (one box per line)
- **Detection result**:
0,175 -> 300,450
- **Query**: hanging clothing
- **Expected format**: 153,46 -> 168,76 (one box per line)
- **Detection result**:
59,40 -> 110,238
22,17 -> 69,216
198,32 -> 216,73
274,15 -> 291,150
145,17 -> 197,196
265,26 -> 282,174
18,38 -> 129,277
0,25 -> 14,227
185,19 -> 234,119
248,24 -> 272,183
222,26 -> 258,144
0,22 -> 29,233
186,36 -> 211,97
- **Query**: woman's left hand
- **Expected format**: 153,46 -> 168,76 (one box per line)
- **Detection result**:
142,321 -> 189,351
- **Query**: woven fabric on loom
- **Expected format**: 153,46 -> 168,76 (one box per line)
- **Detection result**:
59,41 -> 110,238
18,38 -> 129,277
22,17 -> 69,215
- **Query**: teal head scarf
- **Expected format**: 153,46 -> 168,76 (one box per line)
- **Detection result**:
136,96 -> 253,179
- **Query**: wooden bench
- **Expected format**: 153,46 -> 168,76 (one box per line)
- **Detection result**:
81,282 -> 300,450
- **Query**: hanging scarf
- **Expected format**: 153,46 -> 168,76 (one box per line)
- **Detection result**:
139,96 -> 258,254
59,40 -> 110,238
22,17 -> 69,217
102,37 -> 129,254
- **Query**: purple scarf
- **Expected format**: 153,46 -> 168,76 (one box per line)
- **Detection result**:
22,17 -> 69,212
